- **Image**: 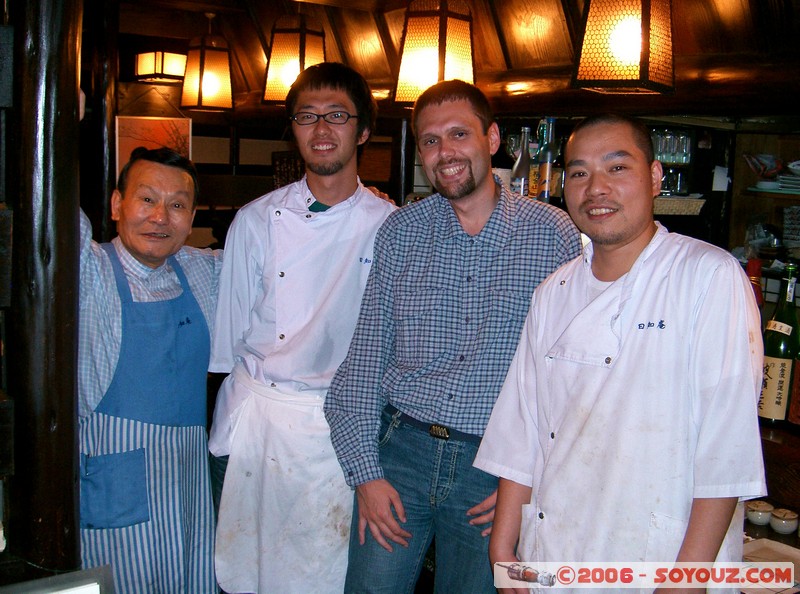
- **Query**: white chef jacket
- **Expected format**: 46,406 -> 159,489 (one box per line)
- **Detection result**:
209,176 -> 396,456
476,224 -> 766,577
209,177 -> 395,593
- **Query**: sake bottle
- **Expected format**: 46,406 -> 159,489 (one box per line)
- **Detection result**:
759,262 -> 799,425
510,126 -> 531,197
535,117 -> 557,203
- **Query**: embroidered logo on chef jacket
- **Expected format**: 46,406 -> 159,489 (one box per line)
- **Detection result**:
637,320 -> 666,330
359,257 -> 373,264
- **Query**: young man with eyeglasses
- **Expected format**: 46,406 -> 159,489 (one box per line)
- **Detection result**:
208,62 -> 396,593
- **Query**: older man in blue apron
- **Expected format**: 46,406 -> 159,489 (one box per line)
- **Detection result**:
78,148 -> 221,593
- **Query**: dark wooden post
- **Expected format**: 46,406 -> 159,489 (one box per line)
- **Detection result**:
80,0 -> 118,242
7,0 -> 82,571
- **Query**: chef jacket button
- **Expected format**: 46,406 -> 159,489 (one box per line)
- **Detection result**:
306,198 -> 312,203
279,271 -> 285,277
605,356 -> 612,364
465,316 -> 470,322
279,333 -> 285,340
306,214 -> 312,218
271,382 -> 276,388
550,432 -> 555,439
275,210 -> 281,216
459,355 -> 465,361
538,511 -> 544,519
467,275 -> 473,282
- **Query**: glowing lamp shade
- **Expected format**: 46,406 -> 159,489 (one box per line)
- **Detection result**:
134,51 -> 187,84
394,0 -> 474,104
180,15 -> 233,111
263,15 -> 326,103
572,0 -> 674,94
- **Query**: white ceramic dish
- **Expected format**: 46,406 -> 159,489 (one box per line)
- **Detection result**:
746,500 -> 775,525
770,508 -> 799,534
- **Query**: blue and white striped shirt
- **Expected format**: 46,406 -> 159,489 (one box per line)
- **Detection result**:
325,185 -> 582,486
78,210 -> 223,417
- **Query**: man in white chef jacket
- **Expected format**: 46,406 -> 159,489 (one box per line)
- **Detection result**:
476,114 -> 766,594
207,62 -> 397,594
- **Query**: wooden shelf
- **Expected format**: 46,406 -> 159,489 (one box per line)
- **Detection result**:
747,187 -> 800,196
730,190 -> 800,249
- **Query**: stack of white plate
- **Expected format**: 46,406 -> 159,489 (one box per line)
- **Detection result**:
778,174 -> 800,191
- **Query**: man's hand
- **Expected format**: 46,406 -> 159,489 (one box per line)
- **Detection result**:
467,488 -> 497,536
355,479 -> 412,552
490,479 -> 531,593
365,185 -> 395,205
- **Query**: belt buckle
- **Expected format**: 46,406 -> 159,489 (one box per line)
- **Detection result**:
429,424 -> 450,440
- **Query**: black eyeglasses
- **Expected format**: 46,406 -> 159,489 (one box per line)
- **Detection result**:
290,111 -> 359,126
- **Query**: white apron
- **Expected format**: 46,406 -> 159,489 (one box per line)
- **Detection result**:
215,365 -> 353,593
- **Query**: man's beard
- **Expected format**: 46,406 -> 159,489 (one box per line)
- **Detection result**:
436,166 -> 477,201
307,159 -> 345,176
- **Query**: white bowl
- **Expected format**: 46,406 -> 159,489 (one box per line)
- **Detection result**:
746,500 -> 774,525
770,509 -> 799,534
788,160 -> 800,176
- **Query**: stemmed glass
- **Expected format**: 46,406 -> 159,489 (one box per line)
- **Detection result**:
506,133 -> 521,160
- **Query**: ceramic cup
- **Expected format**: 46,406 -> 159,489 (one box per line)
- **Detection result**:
746,500 -> 775,525
770,508 -> 799,534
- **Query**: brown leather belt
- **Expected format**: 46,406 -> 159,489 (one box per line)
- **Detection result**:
385,403 -> 482,445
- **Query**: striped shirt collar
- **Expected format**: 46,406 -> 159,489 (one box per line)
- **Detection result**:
111,235 -> 174,281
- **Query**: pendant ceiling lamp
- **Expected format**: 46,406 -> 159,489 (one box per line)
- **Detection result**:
180,12 -> 233,111
394,0 -> 475,104
572,0 -> 674,94
134,51 -> 187,84
263,15 -> 326,104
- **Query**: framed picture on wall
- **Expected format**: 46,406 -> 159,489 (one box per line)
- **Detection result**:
115,116 -> 192,180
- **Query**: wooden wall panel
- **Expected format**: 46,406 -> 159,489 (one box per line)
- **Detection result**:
492,0 -> 573,69
329,8 -> 393,82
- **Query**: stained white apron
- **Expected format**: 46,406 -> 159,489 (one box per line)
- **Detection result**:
215,365 -> 353,593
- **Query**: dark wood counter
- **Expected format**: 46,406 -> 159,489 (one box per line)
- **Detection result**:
760,424 -> 800,513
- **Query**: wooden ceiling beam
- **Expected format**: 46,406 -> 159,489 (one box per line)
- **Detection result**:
293,0 -> 382,11
126,0 -> 246,13
486,0 -> 512,69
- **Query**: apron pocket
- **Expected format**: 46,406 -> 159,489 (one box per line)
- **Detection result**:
80,449 -> 150,529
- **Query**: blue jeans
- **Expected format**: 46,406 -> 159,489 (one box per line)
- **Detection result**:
344,408 -> 497,593
209,453 -> 228,522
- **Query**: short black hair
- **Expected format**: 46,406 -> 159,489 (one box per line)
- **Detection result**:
411,79 -> 494,138
117,147 -> 199,207
569,114 -> 655,163
285,62 -> 377,141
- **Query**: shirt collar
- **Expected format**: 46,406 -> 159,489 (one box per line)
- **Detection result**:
300,174 -> 364,211
583,221 -> 669,282
111,236 -> 173,280
433,180 -> 514,249
582,221 -> 668,270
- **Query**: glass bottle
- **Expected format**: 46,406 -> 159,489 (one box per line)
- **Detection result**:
491,126 -> 516,188
510,126 -> 531,197
549,135 -> 566,209
535,117 -> 557,203
759,262 -> 799,426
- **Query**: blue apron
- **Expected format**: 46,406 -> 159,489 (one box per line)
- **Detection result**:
79,244 -> 216,594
